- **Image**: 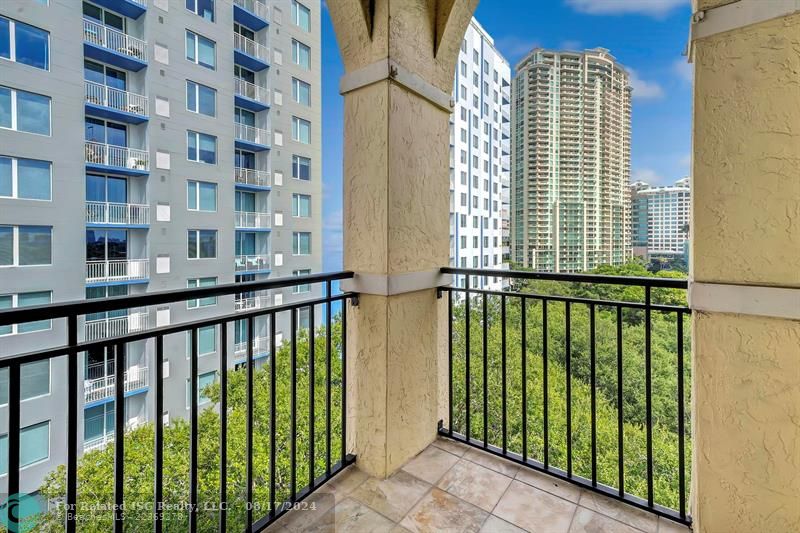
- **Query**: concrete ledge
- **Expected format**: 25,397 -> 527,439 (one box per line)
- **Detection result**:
341,270 -> 453,296
691,0 -> 800,41
689,281 -> 800,320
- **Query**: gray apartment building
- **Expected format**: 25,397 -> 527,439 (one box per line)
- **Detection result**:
0,0 -> 322,494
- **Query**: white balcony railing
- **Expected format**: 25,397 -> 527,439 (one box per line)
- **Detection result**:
234,295 -> 270,312
235,167 -> 271,188
234,335 -> 270,356
234,123 -> 270,146
234,255 -> 270,272
235,211 -> 271,229
85,81 -> 148,116
86,259 -> 150,283
84,365 -> 149,403
86,201 -> 150,225
234,33 -> 269,61
85,141 -> 150,171
84,310 -> 150,341
83,19 -> 147,62
234,0 -> 269,21
83,415 -> 145,452
235,78 -> 270,105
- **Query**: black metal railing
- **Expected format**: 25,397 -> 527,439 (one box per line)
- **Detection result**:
0,271 -> 357,533
438,267 -> 691,526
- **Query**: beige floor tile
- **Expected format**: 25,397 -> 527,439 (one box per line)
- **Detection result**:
400,487 -> 489,533
391,525 -> 413,533
657,517 -> 691,533
401,445 -> 460,484
493,480 -> 577,533
432,437 -> 470,457
351,469 -> 432,521
437,459 -> 513,512
305,498 -> 396,533
578,491 -> 658,533
277,490 -> 338,533
463,448 -> 520,477
514,468 -> 581,502
480,515 -> 527,532
569,507 -> 642,533
317,466 -> 370,500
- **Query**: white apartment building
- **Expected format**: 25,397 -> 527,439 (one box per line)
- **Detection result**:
449,18 -> 511,290
511,48 -> 632,273
631,176 -> 690,260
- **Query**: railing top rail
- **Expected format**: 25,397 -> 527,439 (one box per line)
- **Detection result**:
0,271 -> 354,326
441,267 -> 688,289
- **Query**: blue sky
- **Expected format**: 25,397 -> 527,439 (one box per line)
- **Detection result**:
320,0 -> 693,270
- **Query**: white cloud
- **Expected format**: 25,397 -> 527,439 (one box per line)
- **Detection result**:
565,0 -> 688,17
627,68 -> 664,100
672,58 -> 693,83
632,168 -> 663,185
495,36 -> 539,63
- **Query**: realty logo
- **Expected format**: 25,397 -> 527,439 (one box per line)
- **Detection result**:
0,493 -> 41,533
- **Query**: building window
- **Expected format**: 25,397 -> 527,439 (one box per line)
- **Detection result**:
186,81 -> 216,117
291,116 -> 310,144
0,17 -> 49,70
187,180 -> 217,211
292,0 -> 311,31
292,78 -> 310,106
292,193 -> 311,217
186,0 -> 214,21
187,130 -> 217,164
292,232 -> 311,255
291,39 -> 310,69
0,156 -> 51,200
187,229 -> 217,259
292,269 -> 311,293
0,86 -> 50,135
0,421 -> 50,473
186,326 -> 216,357
185,30 -> 216,70
186,371 -> 216,408
292,155 -> 310,180
0,291 -> 52,336
187,277 -> 217,308
0,360 -> 50,402
0,225 -> 51,266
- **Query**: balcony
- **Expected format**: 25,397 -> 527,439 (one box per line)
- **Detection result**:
234,123 -> 270,151
234,254 -> 270,274
84,310 -> 150,341
83,415 -> 146,452
235,167 -> 271,189
86,201 -> 150,227
85,141 -> 150,176
234,78 -> 270,112
235,211 -> 271,230
84,81 -> 148,123
82,18 -> 147,71
233,335 -> 270,357
84,363 -> 149,404
86,259 -> 150,285
89,0 -> 147,19
234,294 -> 270,312
233,33 -> 270,71
233,0 -> 269,30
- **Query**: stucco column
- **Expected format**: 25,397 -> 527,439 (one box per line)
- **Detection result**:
689,2 -> 800,531
328,1 -> 477,478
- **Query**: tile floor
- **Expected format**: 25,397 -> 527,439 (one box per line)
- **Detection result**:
267,438 -> 692,533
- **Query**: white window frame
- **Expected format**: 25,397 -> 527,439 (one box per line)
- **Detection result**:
0,156 -> 52,201
291,193 -> 311,218
186,326 -> 217,359
291,39 -> 310,69
187,229 -> 217,259
292,231 -> 311,256
291,0 -> 311,31
0,225 -> 52,267
0,16 -> 50,71
185,30 -> 216,70
186,130 -> 217,164
291,116 -> 311,144
185,370 -> 217,409
0,359 -> 52,405
0,292 -> 52,336
186,179 -> 217,212
186,80 -> 216,117
186,0 -> 215,21
292,269 -> 311,294
0,420 -> 51,475
292,154 -> 311,181
0,86 -> 51,136
292,78 -> 310,106
186,277 -> 217,309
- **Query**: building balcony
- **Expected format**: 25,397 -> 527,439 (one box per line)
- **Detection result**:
235,167 -> 271,189
90,0 -> 147,19
84,363 -> 149,404
234,294 -> 270,312
85,141 -> 149,176
233,0 -> 269,30
83,415 -> 146,452
82,18 -> 147,71
235,211 -> 271,230
233,33 -> 270,71
234,78 -> 270,111
84,310 -> 149,341
234,123 -> 270,151
234,254 -> 270,274
86,259 -> 150,285
84,81 -> 148,124
86,201 -> 150,227
234,335 -> 270,357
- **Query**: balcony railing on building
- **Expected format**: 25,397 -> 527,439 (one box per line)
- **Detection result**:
233,0 -> 269,21
85,81 -> 148,117
84,362 -> 149,403
234,294 -> 270,312
84,309 -> 150,341
233,33 -> 269,62
83,19 -> 147,62
234,123 -> 270,146
84,414 -> 146,452
85,141 -> 150,172
86,201 -> 150,226
234,254 -> 270,272
233,335 -> 270,356
235,167 -> 271,188
235,211 -> 271,229
235,78 -> 270,106
86,259 -> 150,284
